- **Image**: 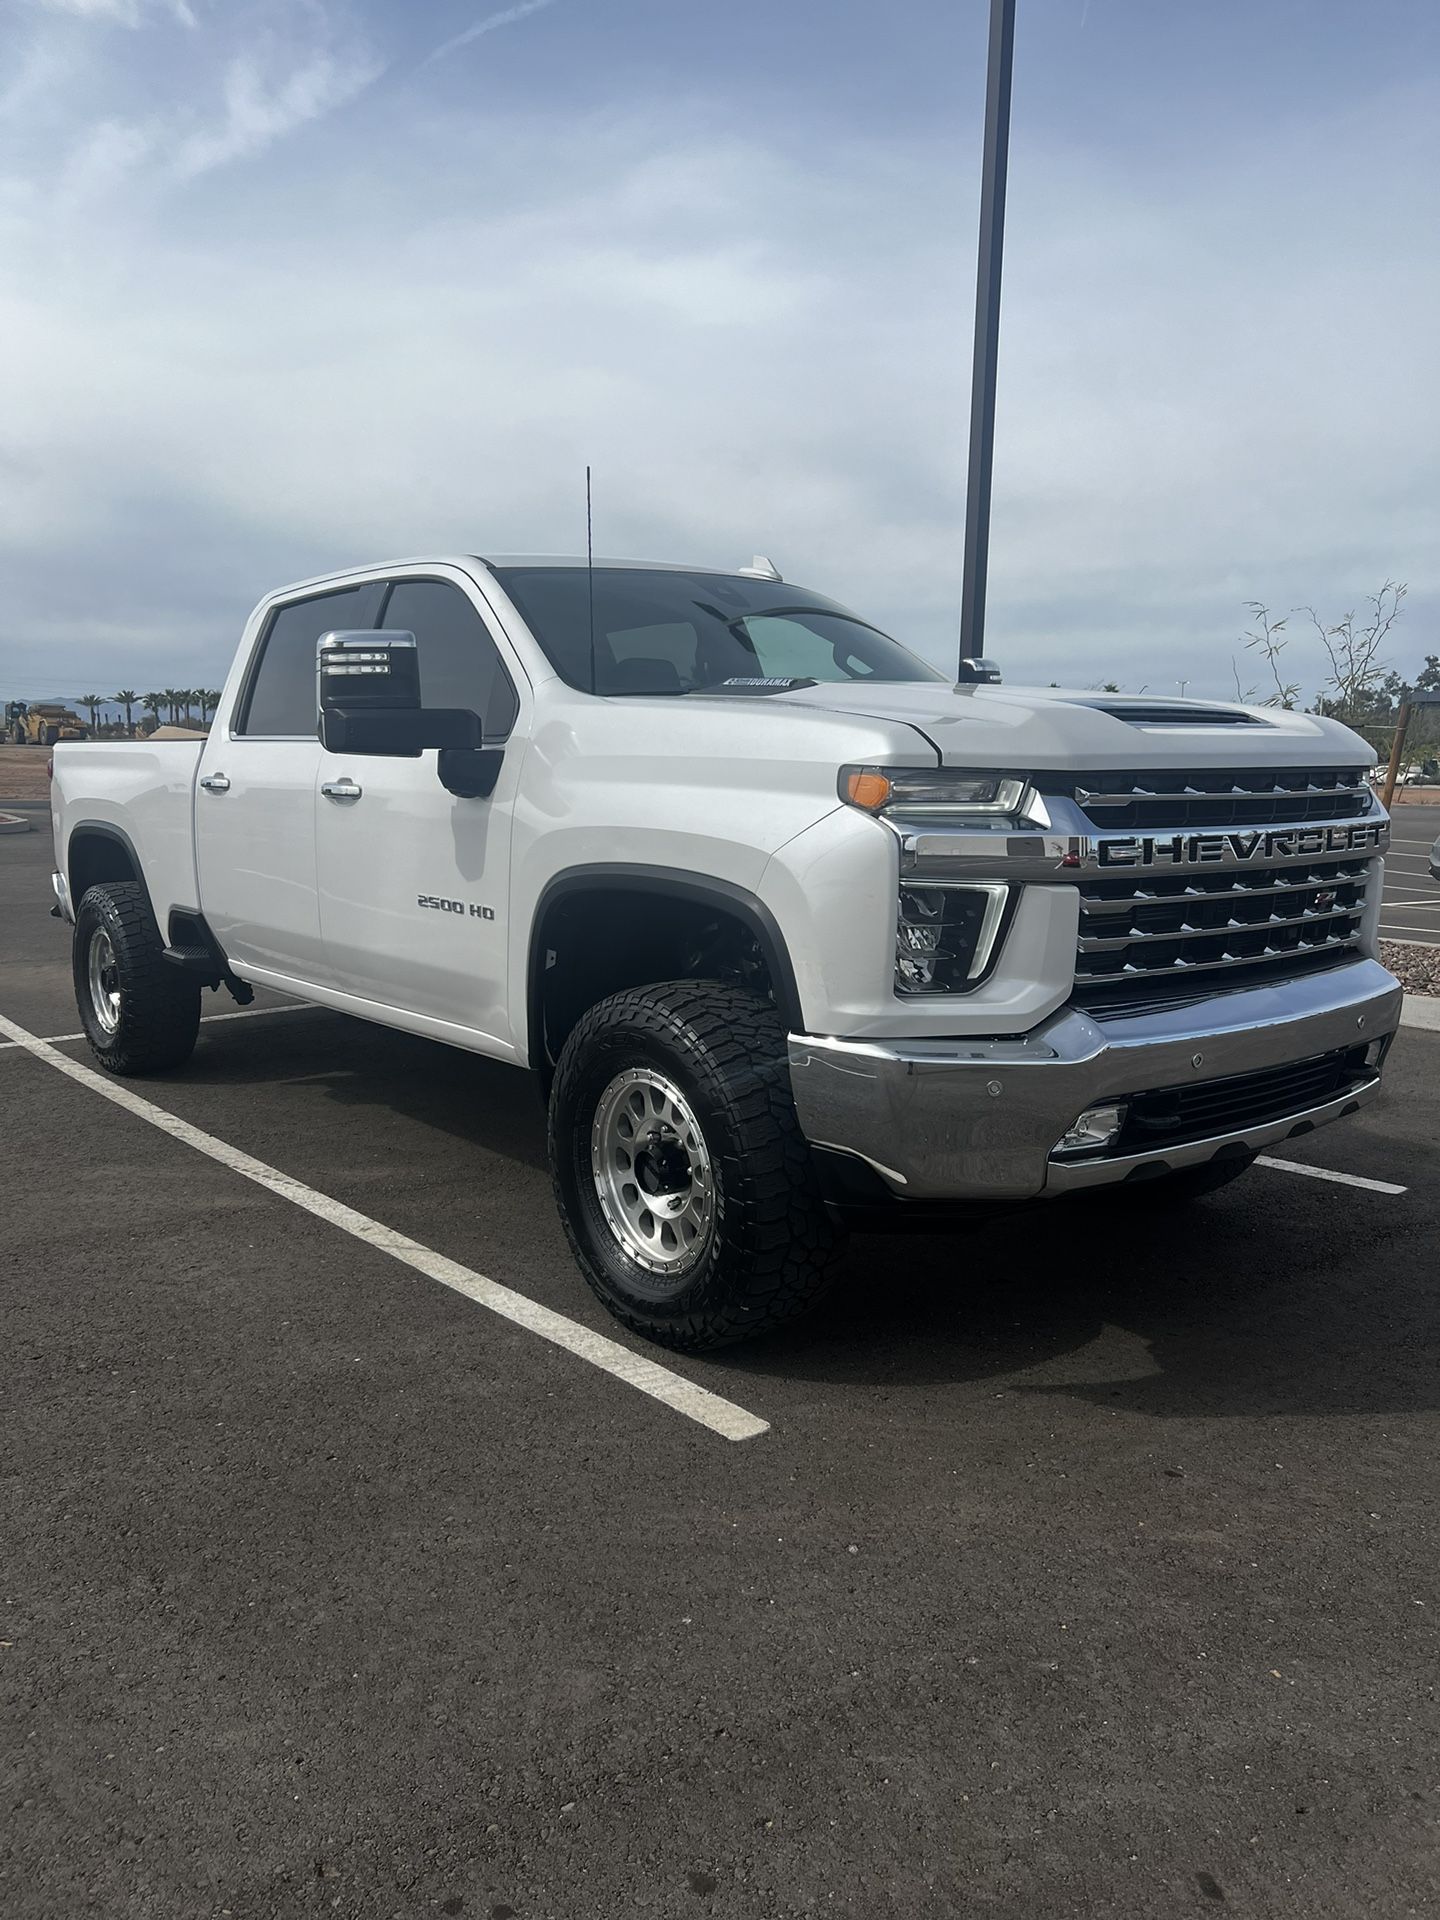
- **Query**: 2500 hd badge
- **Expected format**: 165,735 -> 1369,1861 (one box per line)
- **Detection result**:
1097,820 -> 1388,868
417,894 -> 496,919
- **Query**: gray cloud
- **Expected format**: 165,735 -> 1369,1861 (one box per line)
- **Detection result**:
0,14 -> 1435,702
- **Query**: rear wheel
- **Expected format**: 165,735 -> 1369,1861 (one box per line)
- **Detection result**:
73,882 -> 200,1074
548,981 -> 841,1350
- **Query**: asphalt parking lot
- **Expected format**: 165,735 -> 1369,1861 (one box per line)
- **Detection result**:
4,824 -> 1439,1919
1378,804 -> 1439,944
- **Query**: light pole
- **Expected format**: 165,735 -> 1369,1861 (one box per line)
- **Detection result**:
958,0 -> 1017,679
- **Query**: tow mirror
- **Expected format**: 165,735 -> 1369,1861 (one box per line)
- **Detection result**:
317,631 -> 482,757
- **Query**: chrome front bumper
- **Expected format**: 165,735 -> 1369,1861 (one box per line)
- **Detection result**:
787,960 -> 1402,1201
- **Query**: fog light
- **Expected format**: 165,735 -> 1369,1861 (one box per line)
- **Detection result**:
1363,1037 -> 1387,1071
1053,1102 -> 1128,1158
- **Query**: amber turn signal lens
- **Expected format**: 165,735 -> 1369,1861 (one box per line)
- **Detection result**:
845,770 -> 892,810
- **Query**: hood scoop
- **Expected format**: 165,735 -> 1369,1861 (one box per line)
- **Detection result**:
1079,700 -> 1268,728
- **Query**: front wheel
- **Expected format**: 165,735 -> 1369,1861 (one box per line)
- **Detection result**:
73,882 -> 200,1074
548,982 -> 841,1350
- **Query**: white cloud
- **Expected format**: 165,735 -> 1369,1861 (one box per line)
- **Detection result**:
41,5 -> 380,202
418,0 -> 561,72
170,45 -> 381,179
0,29 -> 1435,699
28,0 -> 196,26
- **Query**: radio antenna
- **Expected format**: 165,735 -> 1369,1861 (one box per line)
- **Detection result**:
585,463 -> 597,696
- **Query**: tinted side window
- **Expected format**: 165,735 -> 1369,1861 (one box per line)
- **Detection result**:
381,580 -> 519,740
240,584 -> 385,736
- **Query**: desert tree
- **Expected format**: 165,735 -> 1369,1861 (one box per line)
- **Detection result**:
1235,604 -> 1300,709
1306,582 -> 1407,725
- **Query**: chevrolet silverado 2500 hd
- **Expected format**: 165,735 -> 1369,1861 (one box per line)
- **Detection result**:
50,555 -> 1402,1348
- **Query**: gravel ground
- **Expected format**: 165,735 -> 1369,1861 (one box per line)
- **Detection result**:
1382,937 -> 1440,995
0,745 -> 52,802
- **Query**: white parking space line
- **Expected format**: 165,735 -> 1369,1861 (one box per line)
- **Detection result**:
0,999 -> 314,1051
0,1009 -> 769,1444
1257,1155 -> 1407,1196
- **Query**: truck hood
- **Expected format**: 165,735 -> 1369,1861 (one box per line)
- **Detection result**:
773,680 -> 1373,773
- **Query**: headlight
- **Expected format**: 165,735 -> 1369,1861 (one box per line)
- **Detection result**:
896,882 -> 1010,993
840,766 -> 1034,818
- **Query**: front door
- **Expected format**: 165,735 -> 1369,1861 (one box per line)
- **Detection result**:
196,581 -> 385,984
314,572 -> 526,1053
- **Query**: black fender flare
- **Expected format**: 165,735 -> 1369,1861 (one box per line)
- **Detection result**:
66,820 -> 149,908
527,864 -> 803,1065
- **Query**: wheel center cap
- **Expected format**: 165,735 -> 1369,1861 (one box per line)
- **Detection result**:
634,1138 -> 691,1196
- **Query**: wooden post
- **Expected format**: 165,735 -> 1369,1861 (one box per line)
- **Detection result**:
1380,700 -> 1411,811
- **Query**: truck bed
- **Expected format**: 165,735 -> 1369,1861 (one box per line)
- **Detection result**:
51,741 -> 205,929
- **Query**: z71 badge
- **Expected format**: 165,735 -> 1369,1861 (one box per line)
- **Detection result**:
417,894 -> 496,920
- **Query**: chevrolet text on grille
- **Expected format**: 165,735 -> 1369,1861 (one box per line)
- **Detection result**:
1096,821 -> 1388,868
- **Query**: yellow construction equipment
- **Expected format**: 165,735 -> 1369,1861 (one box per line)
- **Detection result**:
5,701 -> 88,746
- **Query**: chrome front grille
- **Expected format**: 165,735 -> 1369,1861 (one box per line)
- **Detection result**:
1043,766 -> 1370,830
889,764 -> 1385,1015
1073,855 -> 1371,1007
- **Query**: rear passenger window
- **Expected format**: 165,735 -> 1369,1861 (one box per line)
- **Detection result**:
240,583 -> 385,737
381,580 -> 520,741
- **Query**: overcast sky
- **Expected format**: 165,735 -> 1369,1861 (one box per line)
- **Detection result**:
2,0 -> 1436,702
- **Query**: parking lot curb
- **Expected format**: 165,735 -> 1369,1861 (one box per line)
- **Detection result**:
1400,993 -> 1440,1032
0,810 -> 33,834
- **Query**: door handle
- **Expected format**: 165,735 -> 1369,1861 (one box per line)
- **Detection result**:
199,773 -> 230,793
321,780 -> 363,801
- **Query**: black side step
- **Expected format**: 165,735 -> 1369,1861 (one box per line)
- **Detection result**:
164,912 -> 255,1006
162,944 -> 222,978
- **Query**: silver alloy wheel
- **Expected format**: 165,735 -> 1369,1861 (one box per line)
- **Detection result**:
86,925 -> 122,1034
591,1067 -> 714,1276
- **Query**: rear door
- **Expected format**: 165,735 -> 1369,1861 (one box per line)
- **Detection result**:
314,570 -> 526,1050
196,581 -> 385,983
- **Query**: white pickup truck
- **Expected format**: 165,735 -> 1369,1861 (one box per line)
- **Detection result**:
50,554 -> 1401,1348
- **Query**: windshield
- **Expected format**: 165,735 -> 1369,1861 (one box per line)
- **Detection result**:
490,566 -> 946,696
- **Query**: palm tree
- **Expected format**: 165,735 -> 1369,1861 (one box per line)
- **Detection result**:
198,688 -> 222,724
141,692 -> 164,732
81,694 -> 102,732
114,690 -> 137,737
160,688 -> 179,725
